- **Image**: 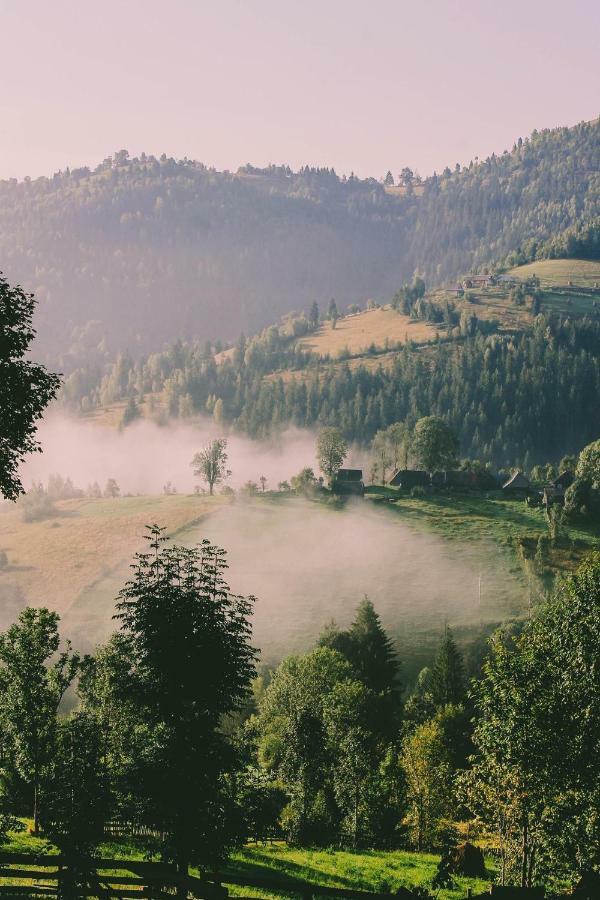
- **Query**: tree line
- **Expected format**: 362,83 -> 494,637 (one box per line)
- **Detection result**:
0,537 -> 599,894
64,312 -> 600,469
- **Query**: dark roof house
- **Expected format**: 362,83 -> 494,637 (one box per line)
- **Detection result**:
432,470 -> 500,491
332,468 -> 364,497
553,470 -> 575,490
388,469 -> 430,489
502,471 -> 531,495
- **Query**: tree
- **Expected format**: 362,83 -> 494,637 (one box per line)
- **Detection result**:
576,438 -> 600,488
0,275 -> 60,500
385,422 -> 412,471
103,478 -> 120,498
257,647 -> 353,845
430,626 -> 466,707
323,680 -> 380,847
384,171 -> 394,186
40,713 -> 111,894
290,467 -> 317,495
412,416 -> 459,473
120,396 -> 140,428
191,438 -> 231,495
113,526 -> 256,878
328,298 -> 339,329
259,475 -> 267,492
559,454 -> 577,474
318,599 -> 401,740
347,598 -> 400,697
401,719 -> 453,851
316,428 -> 347,484
0,608 -> 80,833
309,302 -> 320,329
466,555 -> 600,888
371,430 -> 393,484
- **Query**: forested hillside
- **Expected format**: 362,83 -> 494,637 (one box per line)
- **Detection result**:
64,311 -> 600,469
0,120 -> 598,366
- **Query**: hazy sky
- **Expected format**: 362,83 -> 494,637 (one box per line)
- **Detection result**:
1,0 -> 598,181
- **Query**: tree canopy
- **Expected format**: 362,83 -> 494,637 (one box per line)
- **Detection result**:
0,275 -> 60,500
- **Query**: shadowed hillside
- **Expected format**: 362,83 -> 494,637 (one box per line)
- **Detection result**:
0,119 -> 597,367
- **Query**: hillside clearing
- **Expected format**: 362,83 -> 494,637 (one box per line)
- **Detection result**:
297,308 -> 437,357
0,494 -> 221,619
366,488 -> 600,578
509,258 -> 600,287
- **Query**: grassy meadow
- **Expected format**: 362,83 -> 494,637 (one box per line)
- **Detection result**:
509,258 -> 600,288
0,493 -> 222,626
366,487 -> 600,579
0,826 -> 495,900
297,308 -> 436,357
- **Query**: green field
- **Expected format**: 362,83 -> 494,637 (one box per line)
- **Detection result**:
509,258 -> 600,288
0,826 -> 495,900
0,494 -> 223,644
365,487 -> 600,579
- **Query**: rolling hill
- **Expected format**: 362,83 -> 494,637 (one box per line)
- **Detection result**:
0,119 -> 597,368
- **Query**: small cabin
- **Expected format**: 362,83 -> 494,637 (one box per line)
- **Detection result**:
543,485 -> 565,507
502,470 -> 531,497
431,470 -> 500,491
332,468 -> 364,497
388,469 -> 430,489
553,470 -> 575,490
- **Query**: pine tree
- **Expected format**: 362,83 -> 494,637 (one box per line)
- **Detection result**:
347,597 -> 399,695
430,626 -> 466,707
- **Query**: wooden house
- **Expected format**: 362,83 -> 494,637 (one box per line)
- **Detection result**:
332,468 -> 364,497
502,470 -> 531,497
388,469 -> 430,489
553,470 -> 575,490
431,470 -> 500,491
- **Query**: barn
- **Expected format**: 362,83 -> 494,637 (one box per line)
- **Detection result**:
332,469 -> 365,497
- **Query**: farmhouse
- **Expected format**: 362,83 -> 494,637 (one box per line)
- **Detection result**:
553,470 -> 575,490
388,469 -> 430,489
332,468 -> 364,497
432,470 -> 499,491
502,470 -> 531,498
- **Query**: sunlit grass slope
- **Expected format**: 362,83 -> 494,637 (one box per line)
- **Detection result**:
509,258 -> 600,288
1,827 -> 495,900
0,494 -> 222,614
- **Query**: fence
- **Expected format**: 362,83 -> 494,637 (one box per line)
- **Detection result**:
0,851 -> 421,900
0,852 -> 548,899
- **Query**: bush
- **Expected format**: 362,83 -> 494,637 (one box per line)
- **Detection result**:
0,550 -> 7,569
411,485 -> 426,498
18,485 -> 56,522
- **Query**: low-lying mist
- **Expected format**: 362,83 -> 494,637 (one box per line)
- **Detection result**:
16,414 -> 525,682
175,499 -> 523,677
21,413 -> 329,494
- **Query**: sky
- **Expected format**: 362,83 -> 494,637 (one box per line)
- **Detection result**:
1,0 -> 598,181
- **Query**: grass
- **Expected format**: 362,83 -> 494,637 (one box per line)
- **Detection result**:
0,493 -> 222,616
509,258 -> 600,288
365,488 -> 600,579
297,308 -> 437,358
0,827 -> 495,900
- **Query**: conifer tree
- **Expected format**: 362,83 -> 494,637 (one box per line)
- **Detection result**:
348,597 -> 400,696
430,626 -> 466,707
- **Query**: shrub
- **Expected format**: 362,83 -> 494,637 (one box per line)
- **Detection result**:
411,485 -> 426,498
18,484 -> 56,522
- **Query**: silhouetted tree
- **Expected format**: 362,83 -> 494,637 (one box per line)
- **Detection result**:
0,275 -> 60,500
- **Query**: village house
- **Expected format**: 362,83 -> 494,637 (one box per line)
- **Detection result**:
388,469 -> 430,489
332,468 -> 365,497
502,470 -> 531,498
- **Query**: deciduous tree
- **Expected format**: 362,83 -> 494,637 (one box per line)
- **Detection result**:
191,438 -> 231,495
0,276 -> 60,500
